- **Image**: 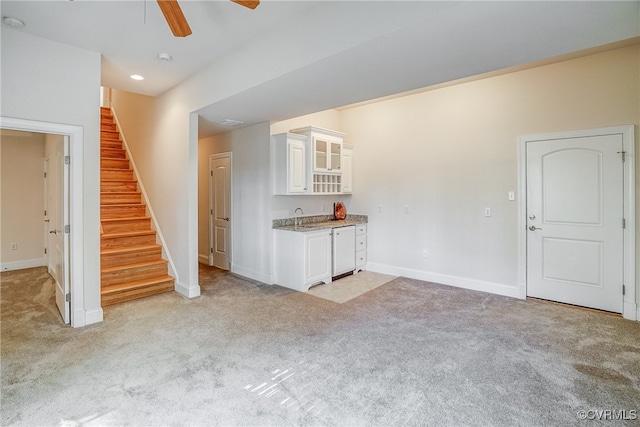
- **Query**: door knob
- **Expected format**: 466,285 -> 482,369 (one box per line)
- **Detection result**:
528,225 -> 542,231
529,214 -> 536,220
49,230 -> 58,234
222,217 -> 229,221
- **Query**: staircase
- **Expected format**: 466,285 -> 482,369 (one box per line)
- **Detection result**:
100,106 -> 174,306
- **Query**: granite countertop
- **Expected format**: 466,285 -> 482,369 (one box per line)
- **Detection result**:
273,214 -> 367,232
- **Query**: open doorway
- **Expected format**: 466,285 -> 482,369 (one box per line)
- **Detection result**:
197,125 -> 234,289
1,117 -> 90,327
1,130 -> 70,323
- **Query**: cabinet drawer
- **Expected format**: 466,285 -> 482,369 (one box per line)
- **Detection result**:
356,235 -> 367,250
356,251 -> 367,267
356,225 -> 367,235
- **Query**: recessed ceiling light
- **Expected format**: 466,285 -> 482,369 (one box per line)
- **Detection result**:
3,16 -> 25,28
130,74 -> 144,81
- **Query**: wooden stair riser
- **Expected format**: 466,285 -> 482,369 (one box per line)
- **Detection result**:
100,147 -> 127,159
101,169 -> 133,181
101,261 -> 169,287
101,158 -> 131,169
101,232 -> 157,249
101,130 -> 121,140
101,217 -> 152,234
101,181 -> 138,193
101,204 -> 147,219
101,122 -> 117,132
101,140 -> 123,150
101,278 -> 174,306
101,192 -> 142,205
101,245 -> 162,268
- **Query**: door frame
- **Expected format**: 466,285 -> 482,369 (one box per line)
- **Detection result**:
1,117 -> 87,327
209,152 -> 232,269
517,125 -> 636,320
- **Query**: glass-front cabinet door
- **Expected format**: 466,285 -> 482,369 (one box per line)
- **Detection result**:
314,137 -> 342,172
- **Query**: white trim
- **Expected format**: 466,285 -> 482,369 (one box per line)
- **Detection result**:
517,125 -> 636,320
232,264 -> 272,285
367,262 -> 521,299
209,152 -> 233,271
0,116 -> 103,327
175,279 -> 201,298
188,113 -> 201,297
110,109 -> 179,283
198,254 -> 210,265
0,258 -> 47,272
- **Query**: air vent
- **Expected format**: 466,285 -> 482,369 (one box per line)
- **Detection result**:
217,119 -> 244,127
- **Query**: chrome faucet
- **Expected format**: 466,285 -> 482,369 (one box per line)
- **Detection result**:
294,207 -> 304,227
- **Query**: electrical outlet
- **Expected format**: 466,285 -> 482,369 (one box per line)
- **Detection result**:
508,191 -> 516,201
484,207 -> 492,217
423,249 -> 429,258
11,243 -> 17,250
377,204 -> 383,213
404,205 -> 410,214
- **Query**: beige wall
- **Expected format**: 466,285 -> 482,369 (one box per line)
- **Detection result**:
340,43 -> 639,299
0,132 -> 46,269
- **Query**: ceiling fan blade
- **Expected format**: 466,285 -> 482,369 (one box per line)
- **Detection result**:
231,0 -> 260,10
157,0 -> 192,37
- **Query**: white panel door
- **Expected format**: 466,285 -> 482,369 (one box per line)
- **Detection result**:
210,154 -> 231,270
526,134 -> 623,313
50,137 -> 70,324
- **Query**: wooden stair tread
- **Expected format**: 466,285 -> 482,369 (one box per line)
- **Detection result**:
101,203 -> 146,208
101,244 -> 161,255
100,191 -> 141,195
101,229 -> 156,238
101,216 -> 151,223
101,275 -> 174,295
101,259 -> 167,274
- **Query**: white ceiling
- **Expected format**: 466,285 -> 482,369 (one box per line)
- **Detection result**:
2,1 -> 639,137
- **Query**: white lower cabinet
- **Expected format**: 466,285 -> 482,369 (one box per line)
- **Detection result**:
274,229 -> 332,291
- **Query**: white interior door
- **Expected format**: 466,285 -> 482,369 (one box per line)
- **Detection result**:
49,136 -> 70,324
210,154 -> 231,270
526,134 -> 623,313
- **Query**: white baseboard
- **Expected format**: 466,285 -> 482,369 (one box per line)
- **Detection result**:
81,308 -> 104,327
231,264 -> 270,285
198,254 -> 210,265
625,300 -> 639,321
0,258 -> 46,272
366,262 -> 521,299
175,280 -> 201,298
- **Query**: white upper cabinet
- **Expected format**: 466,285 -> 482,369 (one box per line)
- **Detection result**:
271,133 -> 308,195
313,136 -> 342,173
291,126 -> 345,174
272,127 -> 351,196
342,144 -> 354,194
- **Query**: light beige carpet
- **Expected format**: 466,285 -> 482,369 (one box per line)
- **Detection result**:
305,271 -> 397,303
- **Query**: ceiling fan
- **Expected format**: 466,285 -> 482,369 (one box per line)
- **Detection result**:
156,0 -> 260,37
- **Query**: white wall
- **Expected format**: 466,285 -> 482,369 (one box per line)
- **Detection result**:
1,29 -> 102,325
0,132 -> 45,270
341,44 -> 639,300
